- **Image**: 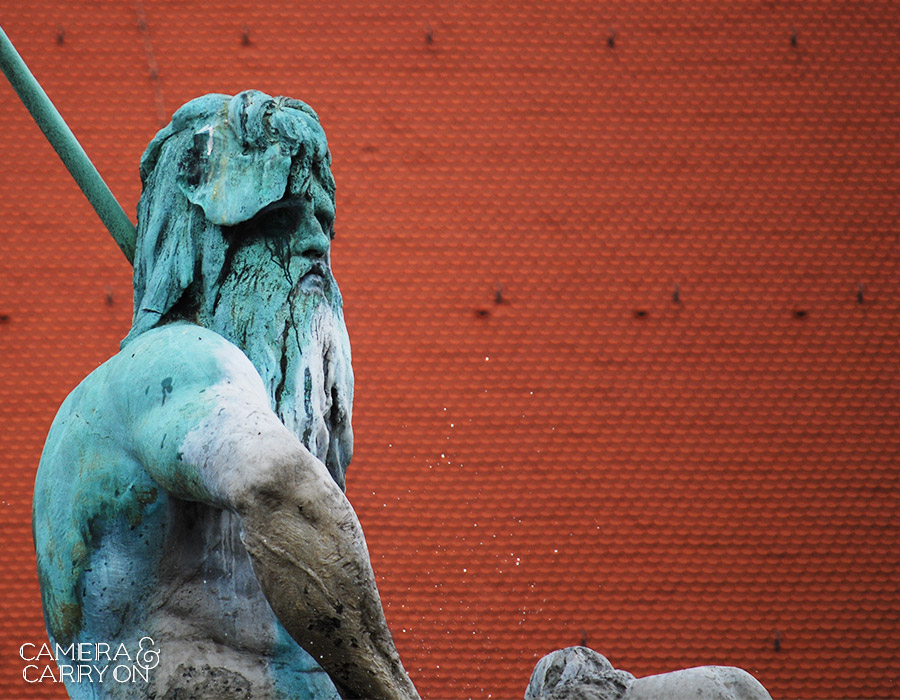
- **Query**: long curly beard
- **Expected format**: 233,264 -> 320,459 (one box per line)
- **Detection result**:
203,239 -> 354,489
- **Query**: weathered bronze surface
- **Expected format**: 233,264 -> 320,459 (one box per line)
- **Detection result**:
33,90 -> 418,700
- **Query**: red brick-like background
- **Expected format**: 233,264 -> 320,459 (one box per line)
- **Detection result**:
1,2 -> 898,698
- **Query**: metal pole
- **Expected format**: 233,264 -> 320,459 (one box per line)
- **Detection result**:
0,25 -> 136,264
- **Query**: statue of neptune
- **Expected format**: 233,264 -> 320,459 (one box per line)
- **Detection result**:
34,90 -> 419,700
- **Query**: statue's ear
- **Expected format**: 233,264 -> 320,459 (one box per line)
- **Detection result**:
176,122 -> 291,226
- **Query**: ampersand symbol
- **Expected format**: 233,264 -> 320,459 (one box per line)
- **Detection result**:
135,637 -> 160,670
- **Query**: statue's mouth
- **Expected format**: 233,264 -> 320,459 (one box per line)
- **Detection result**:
299,262 -> 328,292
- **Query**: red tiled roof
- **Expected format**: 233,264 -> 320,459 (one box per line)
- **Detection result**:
1,2 -> 898,698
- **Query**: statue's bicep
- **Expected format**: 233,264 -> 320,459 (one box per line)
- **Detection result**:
132,380 -> 301,509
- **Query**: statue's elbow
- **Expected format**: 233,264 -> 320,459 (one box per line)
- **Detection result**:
228,445 -> 346,523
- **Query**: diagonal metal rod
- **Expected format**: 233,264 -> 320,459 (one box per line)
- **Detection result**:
0,25 -> 136,264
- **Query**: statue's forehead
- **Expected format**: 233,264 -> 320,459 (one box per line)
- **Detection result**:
142,91 -> 329,182
156,92 -> 331,226
264,105 -> 330,159
176,91 -> 329,158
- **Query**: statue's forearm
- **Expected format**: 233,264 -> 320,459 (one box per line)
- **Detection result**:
237,461 -> 419,700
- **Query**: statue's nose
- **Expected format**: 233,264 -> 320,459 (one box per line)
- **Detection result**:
301,185 -> 334,260
301,227 -> 330,260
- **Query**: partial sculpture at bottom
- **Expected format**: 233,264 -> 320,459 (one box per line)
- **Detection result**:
525,647 -> 773,700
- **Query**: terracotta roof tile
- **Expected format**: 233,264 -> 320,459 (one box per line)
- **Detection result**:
2,1 -> 899,698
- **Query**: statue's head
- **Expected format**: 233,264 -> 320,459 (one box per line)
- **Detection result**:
129,90 -> 336,338
127,91 -> 353,487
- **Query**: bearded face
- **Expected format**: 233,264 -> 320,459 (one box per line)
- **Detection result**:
207,170 -> 354,489
126,91 -> 354,488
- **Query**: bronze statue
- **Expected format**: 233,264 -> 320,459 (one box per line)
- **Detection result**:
33,90 -> 419,700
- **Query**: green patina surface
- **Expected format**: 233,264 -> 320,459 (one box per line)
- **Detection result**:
34,324 -> 238,644
35,403 -> 158,643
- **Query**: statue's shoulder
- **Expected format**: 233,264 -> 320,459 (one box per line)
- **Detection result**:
121,321 -> 229,351
64,322 -> 265,425
112,322 -> 257,387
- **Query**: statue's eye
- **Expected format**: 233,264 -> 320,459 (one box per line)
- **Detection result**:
221,204 -> 301,245
260,207 -> 302,237
302,176 -> 314,201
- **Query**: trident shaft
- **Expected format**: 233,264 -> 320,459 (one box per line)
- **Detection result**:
0,25 -> 137,264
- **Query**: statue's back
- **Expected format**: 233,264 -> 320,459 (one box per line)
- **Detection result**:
35,357 -> 158,650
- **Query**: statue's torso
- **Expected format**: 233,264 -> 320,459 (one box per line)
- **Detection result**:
33,324 -> 338,699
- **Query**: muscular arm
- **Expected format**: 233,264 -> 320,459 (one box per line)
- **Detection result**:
124,325 -> 418,700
